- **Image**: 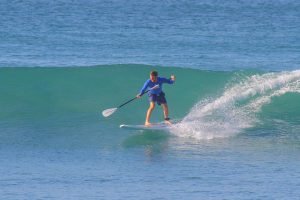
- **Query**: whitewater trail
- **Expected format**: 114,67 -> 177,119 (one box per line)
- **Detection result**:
171,70 -> 300,139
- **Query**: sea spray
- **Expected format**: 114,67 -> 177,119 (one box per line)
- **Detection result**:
171,70 -> 300,139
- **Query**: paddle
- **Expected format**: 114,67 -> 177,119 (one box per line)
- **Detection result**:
102,85 -> 159,117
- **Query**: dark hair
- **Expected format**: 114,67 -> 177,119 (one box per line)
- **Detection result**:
150,71 -> 158,76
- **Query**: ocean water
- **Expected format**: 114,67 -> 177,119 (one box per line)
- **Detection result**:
1,0 -> 300,199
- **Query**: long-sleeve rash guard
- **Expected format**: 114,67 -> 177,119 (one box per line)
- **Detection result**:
139,77 -> 174,96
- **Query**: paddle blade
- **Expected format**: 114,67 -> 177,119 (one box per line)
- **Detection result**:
102,108 -> 117,117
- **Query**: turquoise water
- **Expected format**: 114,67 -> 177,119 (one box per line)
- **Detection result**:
1,0 -> 300,199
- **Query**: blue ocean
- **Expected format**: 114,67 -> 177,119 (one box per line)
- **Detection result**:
1,0 -> 300,199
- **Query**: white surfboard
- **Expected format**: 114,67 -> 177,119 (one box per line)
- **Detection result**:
120,123 -> 172,131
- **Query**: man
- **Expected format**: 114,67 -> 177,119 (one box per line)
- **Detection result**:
137,70 -> 175,126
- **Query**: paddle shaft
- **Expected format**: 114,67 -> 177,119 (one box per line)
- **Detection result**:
117,89 -> 150,108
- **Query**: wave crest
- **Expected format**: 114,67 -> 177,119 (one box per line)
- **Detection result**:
171,70 -> 300,139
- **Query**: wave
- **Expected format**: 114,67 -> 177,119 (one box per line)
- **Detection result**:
1,64 -> 300,140
171,70 -> 300,139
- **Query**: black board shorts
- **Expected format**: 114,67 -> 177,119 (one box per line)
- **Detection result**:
149,92 -> 167,105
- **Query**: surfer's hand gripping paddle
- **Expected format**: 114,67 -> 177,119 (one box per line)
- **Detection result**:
102,85 -> 159,117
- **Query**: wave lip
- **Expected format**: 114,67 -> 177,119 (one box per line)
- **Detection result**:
171,70 -> 300,139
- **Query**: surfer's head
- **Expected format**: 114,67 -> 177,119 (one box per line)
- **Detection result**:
150,71 -> 158,82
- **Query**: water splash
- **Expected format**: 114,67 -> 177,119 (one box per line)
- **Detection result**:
171,70 -> 300,139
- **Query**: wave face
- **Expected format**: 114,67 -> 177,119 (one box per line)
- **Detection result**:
1,65 -> 300,141
0,65 -> 230,124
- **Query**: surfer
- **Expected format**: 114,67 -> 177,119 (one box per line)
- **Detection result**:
137,70 -> 175,126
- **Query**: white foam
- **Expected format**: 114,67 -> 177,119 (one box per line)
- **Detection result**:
171,70 -> 300,140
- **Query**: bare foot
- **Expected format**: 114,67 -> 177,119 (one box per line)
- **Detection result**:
165,120 -> 172,125
145,122 -> 152,126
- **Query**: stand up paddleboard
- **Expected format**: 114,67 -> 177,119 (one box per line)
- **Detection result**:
120,123 -> 171,131
120,120 -> 180,131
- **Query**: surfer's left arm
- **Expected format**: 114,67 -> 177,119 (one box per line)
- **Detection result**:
162,75 -> 175,84
170,75 -> 175,82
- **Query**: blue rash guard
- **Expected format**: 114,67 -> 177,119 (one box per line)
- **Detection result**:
139,77 -> 174,96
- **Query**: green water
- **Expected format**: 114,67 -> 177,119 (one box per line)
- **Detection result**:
1,65 -> 300,128
0,65 -> 231,124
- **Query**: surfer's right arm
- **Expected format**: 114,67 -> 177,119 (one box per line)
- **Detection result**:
136,80 -> 150,98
